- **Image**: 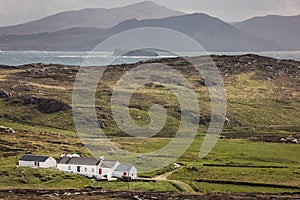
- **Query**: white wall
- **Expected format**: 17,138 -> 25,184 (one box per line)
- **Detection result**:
130,167 -> 137,179
18,157 -> 57,168
57,164 -> 97,177
18,160 -> 35,167
97,167 -> 113,179
39,157 -> 57,168
112,170 -> 123,179
96,161 -> 120,179
113,167 -> 137,179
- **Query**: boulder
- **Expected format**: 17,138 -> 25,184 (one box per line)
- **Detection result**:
18,96 -> 71,114
35,98 -> 71,114
0,126 -> 15,134
0,88 -> 11,99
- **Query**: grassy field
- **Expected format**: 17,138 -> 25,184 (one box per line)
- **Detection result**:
0,128 -> 299,193
0,55 -> 299,193
0,166 -> 177,192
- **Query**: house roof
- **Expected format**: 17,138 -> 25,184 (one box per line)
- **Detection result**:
99,160 -> 119,168
58,157 -> 101,166
115,164 -> 135,172
19,154 -> 50,162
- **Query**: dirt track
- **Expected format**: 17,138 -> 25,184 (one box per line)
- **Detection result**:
0,189 -> 299,200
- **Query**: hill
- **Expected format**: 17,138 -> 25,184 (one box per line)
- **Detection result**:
0,55 -> 299,194
235,15 -> 300,50
0,1 -> 184,35
0,14 -> 279,51
0,54 -> 299,137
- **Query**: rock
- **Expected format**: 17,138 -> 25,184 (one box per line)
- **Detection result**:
35,98 -> 71,114
291,139 -> 299,144
11,95 -> 71,114
0,126 -> 15,134
0,88 -> 11,98
280,138 -> 287,142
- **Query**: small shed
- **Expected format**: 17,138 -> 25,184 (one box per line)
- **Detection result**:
97,160 -> 120,180
113,164 -> 137,181
18,154 -> 57,168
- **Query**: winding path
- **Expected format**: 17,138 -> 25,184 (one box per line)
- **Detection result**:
140,165 -> 196,193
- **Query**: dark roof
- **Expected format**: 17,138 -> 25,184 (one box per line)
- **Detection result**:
58,157 -> 100,166
115,164 -> 135,172
99,160 -> 119,168
57,157 -> 70,164
19,154 -> 50,162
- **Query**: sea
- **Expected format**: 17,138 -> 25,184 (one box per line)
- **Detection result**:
0,51 -> 300,66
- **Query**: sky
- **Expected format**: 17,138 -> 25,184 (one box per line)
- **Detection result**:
0,0 -> 300,26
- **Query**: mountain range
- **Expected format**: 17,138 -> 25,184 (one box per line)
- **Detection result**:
0,1 -> 183,35
0,13 -> 279,52
235,15 -> 300,51
0,1 -> 298,51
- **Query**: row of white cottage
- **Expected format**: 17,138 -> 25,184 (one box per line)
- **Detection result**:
17,154 -> 137,181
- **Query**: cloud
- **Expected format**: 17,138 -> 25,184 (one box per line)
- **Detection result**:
0,0 -> 101,26
154,0 -> 300,21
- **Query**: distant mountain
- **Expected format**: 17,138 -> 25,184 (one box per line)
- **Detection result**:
0,1 -> 184,35
235,15 -> 300,50
109,13 -> 279,51
0,13 -> 279,52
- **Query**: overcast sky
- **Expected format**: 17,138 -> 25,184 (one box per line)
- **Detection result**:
0,0 -> 300,26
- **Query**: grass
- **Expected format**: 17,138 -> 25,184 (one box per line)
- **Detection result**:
0,117 -> 299,193
1,133 -> 298,193
191,182 -> 299,193
0,56 -> 299,193
0,167 -> 178,192
1,65 -> 300,136
0,101 -> 76,132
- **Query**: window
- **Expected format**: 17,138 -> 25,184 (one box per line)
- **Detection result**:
85,167 -> 87,172
92,168 -> 94,173
68,166 -> 71,170
77,166 -> 80,172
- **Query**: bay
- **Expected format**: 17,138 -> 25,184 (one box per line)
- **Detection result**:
0,51 -> 300,67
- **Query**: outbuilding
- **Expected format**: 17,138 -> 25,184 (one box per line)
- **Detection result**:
113,164 -> 137,181
17,154 -> 57,168
97,160 -> 120,180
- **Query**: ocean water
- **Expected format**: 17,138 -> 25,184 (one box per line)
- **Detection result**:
0,51 -> 300,66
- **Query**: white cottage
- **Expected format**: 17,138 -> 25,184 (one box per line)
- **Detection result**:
97,160 -> 120,180
57,155 -> 120,180
17,154 -> 57,168
57,156 -> 101,178
113,165 -> 137,181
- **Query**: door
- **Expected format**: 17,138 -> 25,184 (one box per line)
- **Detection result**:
77,166 -> 80,172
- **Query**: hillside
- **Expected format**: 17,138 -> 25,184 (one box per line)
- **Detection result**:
0,14 -> 279,51
0,1 -> 184,35
0,54 -> 299,137
0,55 -> 299,194
235,15 -> 300,50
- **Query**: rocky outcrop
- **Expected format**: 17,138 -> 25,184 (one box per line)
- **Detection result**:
280,134 -> 300,144
37,98 -> 71,114
9,95 -> 71,114
0,88 -> 11,99
0,126 -> 15,134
